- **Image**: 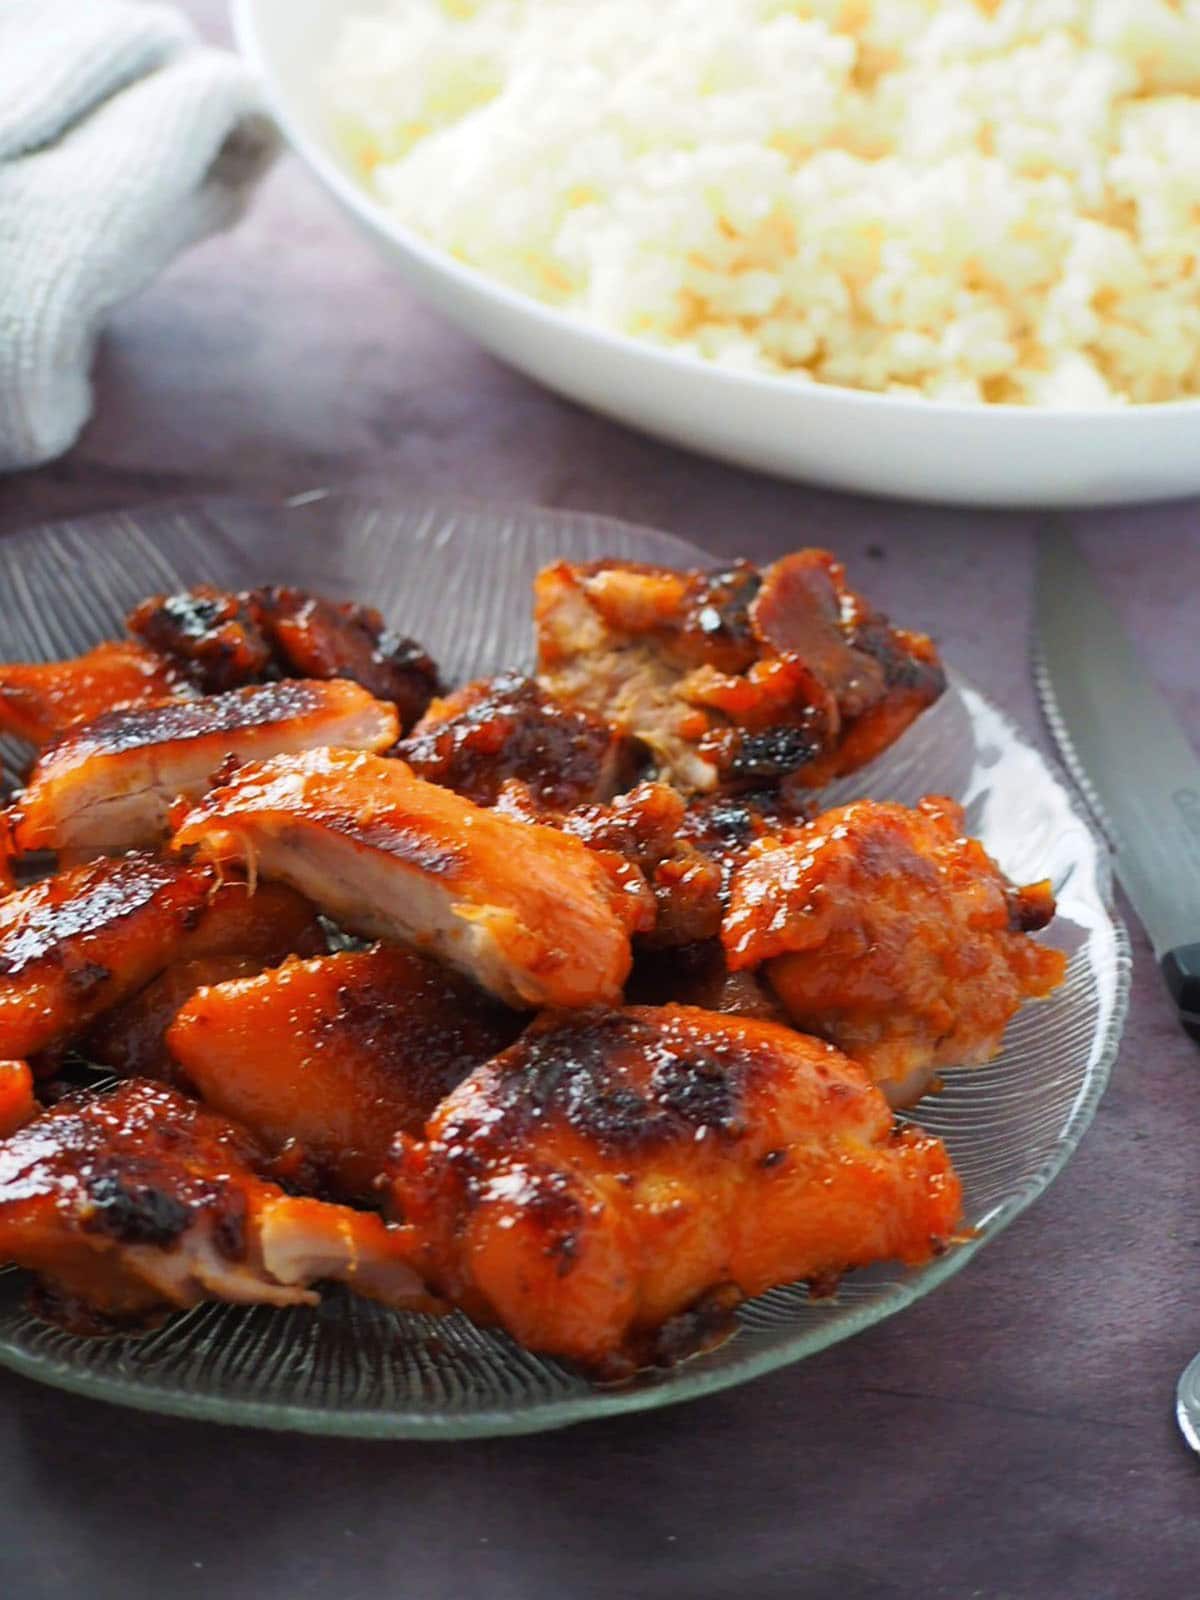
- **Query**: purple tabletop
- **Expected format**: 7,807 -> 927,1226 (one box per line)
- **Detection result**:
2,6 -> 1199,1596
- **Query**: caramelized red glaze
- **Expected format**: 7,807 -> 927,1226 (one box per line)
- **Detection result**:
129,584 -> 439,729
389,1004 -> 962,1373
400,672 -> 640,808
535,551 -> 945,794
724,796 -> 1067,1093
10,678 -> 398,856
0,641 -> 186,749
0,852 -> 321,1062
0,1060 -> 35,1138
171,748 -> 650,1009
0,1080 -> 429,1332
168,945 -> 521,1200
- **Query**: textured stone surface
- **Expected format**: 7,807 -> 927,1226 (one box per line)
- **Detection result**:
1,5 -> 1198,1596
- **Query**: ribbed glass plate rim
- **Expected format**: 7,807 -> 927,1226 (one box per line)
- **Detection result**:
0,491 -> 1131,1438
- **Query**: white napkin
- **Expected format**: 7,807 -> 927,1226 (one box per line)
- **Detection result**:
0,0 -> 279,473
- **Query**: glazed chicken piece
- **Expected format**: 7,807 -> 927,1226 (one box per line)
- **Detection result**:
8,678 -> 398,859
387,1004 -> 962,1375
127,587 -> 275,694
495,778 -> 718,944
398,673 -> 640,809
0,1061 -> 35,1138
167,946 -> 521,1201
0,1080 -> 431,1334
78,886 -> 334,1087
252,587 -> 440,733
0,641 -> 186,751
80,957 -> 283,1083
504,781 -> 809,950
640,789 -> 811,948
723,796 -> 1068,1106
0,851 -> 322,1063
535,551 -> 945,795
171,749 -> 650,1009
128,585 -> 439,730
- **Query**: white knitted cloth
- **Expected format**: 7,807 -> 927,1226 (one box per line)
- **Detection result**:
0,0 -> 279,471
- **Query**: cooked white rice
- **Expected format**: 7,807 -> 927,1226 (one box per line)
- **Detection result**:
326,1 -> 1200,406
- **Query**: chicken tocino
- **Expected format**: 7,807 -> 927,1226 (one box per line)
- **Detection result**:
80,952 -> 320,1084
0,1080 -> 432,1334
128,585 -> 439,729
535,551 -> 944,795
0,852 -> 322,1063
8,677 -> 398,859
387,1004 -> 962,1375
167,945 -> 521,1201
127,587 -> 276,693
400,672 -> 640,809
0,641 -> 186,750
723,796 -> 1067,1105
252,587 -> 440,732
170,749 -> 649,1009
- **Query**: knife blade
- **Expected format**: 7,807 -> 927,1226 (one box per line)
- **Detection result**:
1034,520 -> 1200,1039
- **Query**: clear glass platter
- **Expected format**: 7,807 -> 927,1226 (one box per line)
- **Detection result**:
0,492 -> 1130,1437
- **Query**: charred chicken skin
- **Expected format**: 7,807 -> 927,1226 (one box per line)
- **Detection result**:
399,672 -> 641,809
128,585 -> 439,730
0,1080 -> 431,1333
0,641 -> 186,750
167,946 -> 522,1201
724,797 -> 1067,1105
171,749 -> 650,1010
8,678 -> 398,859
127,587 -> 275,694
388,1004 -> 962,1375
251,588 -> 440,733
535,551 -> 944,795
0,852 -> 321,1063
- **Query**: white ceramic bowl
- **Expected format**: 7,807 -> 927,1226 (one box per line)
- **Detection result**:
233,0 -> 1200,507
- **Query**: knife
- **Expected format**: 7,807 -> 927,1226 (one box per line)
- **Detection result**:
1034,520 -> 1200,1041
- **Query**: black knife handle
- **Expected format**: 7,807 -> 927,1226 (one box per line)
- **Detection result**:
1162,944 -> 1200,1044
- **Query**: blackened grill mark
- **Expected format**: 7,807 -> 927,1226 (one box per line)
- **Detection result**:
326,812 -> 466,877
850,619 -> 947,697
0,855 -> 202,977
650,1052 -> 744,1136
38,679 -> 332,763
641,1283 -> 741,1371
447,1010 -> 753,1157
128,590 -> 276,694
683,801 -> 758,848
160,595 -> 231,639
726,726 -> 820,784
375,630 -> 441,685
687,566 -> 762,652
84,1171 -> 192,1246
398,673 -> 629,809
212,1188 -> 248,1261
